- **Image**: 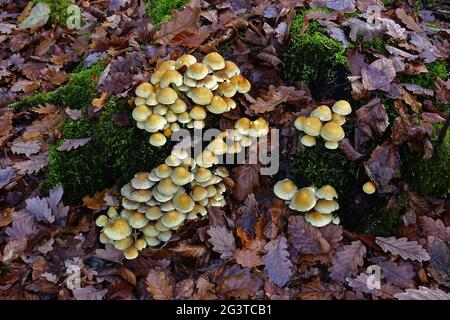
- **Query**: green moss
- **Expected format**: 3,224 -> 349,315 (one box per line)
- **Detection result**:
32,0 -> 71,26
283,9 -> 348,100
400,60 -> 449,89
290,142 -> 357,194
10,61 -> 104,111
145,0 -> 190,28
45,98 -> 169,203
401,129 -> 450,199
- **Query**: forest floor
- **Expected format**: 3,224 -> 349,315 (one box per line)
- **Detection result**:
0,0 -> 449,300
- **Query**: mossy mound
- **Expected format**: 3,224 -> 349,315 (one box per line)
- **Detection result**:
283,9 -> 349,100
400,60 -> 449,89
45,98 -> 170,203
401,128 -> 450,199
32,0 -> 71,26
10,61 -> 104,111
290,142 -> 356,194
145,0 -> 190,28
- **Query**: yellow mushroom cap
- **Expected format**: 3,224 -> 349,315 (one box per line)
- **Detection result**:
155,220 -> 170,232
316,185 -> 338,200
230,75 -> 251,93
249,117 -> 269,137
169,99 -> 187,114
120,183 -> 134,198
161,210 -> 186,228
157,60 -> 176,71
144,114 -> 167,133
171,147 -> 189,160
128,212 -> 149,228
320,122 -> 345,142
207,138 -> 227,155
235,117 -> 252,135
305,210 -> 333,227
311,105 -> 332,121
156,87 -> 178,105
332,215 -> 340,225
145,236 -> 161,246
122,197 -> 139,210
99,232 -> 111,244
149,132 -> 167,147
96,215 -> 109,227
135,82 -> 154,98
324,141 -> 339,150
131,172 -> 153,189
141,223 -> 160,237
331,113 -> 346,125
153,104 -> 168,116
194,167 -> 212,183
289,187 -> 317,212
157,177 -> 180,196
189,106 -> 207,120
314,199 -> 339,214
132,105 -> 152,122
145,93 -> 158,106
134,239 -> 147,251
155,163 -> 172,179
224,97 -> 236,110
301,135 -> 316,147
175,54 -> 197,69
203,52 -> 225,71
187,204 -> 207,220
165,155 -> 182,167
218,82 -> 237,98
114,236 -> 133,250
157,230 -> 173,242
191,185 -> 208,201
187,63 -> 209,80
332,100 -> 352,116
104,218 -> 132,241
294,116 -> 306,131
228,141 -> 243,154
130,189 -> 152,203
197,75 -> 218,90
124,247 -> 139,260
160,70 -> 183,88
183,73 -> 197,87
171,166 -> 193,186
274,179 -> 297,201
362,181 -> 376,194
196,150 -> 219,168
206,95 -> 228,114
302,117 -> 322,137
107,206 -> 118,218
223,60 -> 240,78
189,87 -> 213,105
173,194 -> 195,213
145,206 -> 163,220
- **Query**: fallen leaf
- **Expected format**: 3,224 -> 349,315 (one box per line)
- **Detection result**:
146,268 -> 173,300
263,236 -> 293,287
376,236 -> 430,262
0,108 -> 13,147
11,140 -> 41,158
14,153 -> 49,175
57,138 -> 92,151
72,286 -> 108,300
364,142 -> 400,193
232,165 -> 260,201
0,167 -> 15,189
418,216 -> 450,243
18,3 -> 50,30
329,241 -> 366,283
361,58 -> 396,91
395,8 -> 421,33
235,248 -> 263,268
430,241 -> 450,277
394,287 -> 450,300
216,264 -> 262,299
288,215 -> 330,256
377,260 -> 415,288
207,226 -> 236,259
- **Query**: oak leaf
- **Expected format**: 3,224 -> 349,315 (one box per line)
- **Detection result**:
207,226 -> 236,259
329,240 -> 366,282
376,236 -> 430,262
146,268 -> 174,300
263,236 -> 293,287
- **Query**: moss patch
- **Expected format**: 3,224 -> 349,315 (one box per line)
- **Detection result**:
400,60 -> 449,89
10,61 -> 104,111
283,9 -> 349,100
45,98 -> 169,203
145,0 -> 190,28
401,128 -> 450,199
290,142 -> 357,193
32,0 -> 71,26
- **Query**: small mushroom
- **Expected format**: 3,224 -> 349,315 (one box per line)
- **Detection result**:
289,187 -> 317,212
186,63 -> 209,80
173,194 -> 195,213
104,218 -> 132,241
145,236 -> 161,246
223,61 -> 240,78
124,247 -> 139,260
316,185 -> 338,200
145,206 -> 163,220
135,82 -> 154,98
114,236 -> 133,250
203,52 -> 226,71
314,199 -> 339,214
320,122 -> 345,142
189,87 -> 213,105
301,135 -> 316,147
132,105 -> 152,122
230,75 -> 251,93
161,211 -> 186,228
95,215 -> 109,227
159,70 -> 183,88
156,87 -> 178,105
305,210 -> 333,227
324,140 -> 339,150
171,166 -> 194,186
131,172 -> 153,189
332,100 -> 352,116
294,116 -> 306,131
273,179 -> 297,201
331,113 -> 346,125
149,132 -> 167,147
235,117 -> 252,135
302,117 -> 322,137
144,114 -> 167,133
311,105 -> 332,121
362,181 -> 376,194
175,54 -> 197,69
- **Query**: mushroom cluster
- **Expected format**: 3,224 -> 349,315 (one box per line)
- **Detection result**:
133,53 -> 251,146
294,100 -> 352,149
96,147 -> 229,259
273,179 -> 340,227
202,117 -> 270,159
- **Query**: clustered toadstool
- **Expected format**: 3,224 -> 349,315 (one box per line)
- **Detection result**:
273,179 -> 340,227
362,181 -> 376,194
96,146 -> 231,259
294,100 -> 352,149
133,53 -> 251,146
